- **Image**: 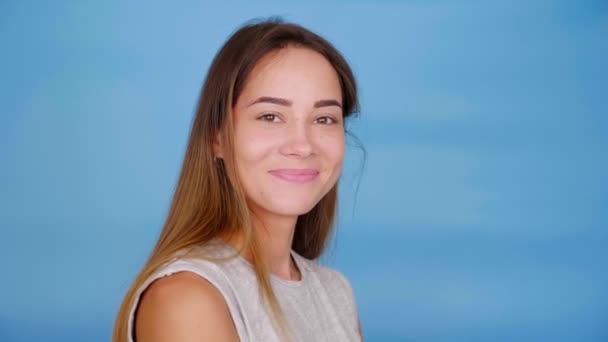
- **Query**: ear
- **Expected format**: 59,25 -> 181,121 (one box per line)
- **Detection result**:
213,131 -> 225,159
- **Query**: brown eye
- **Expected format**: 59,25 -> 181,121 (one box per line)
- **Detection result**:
258,113 -> 280,122
316,116 -> 338,125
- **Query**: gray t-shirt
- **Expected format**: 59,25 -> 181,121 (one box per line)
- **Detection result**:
128,240 -> 361,341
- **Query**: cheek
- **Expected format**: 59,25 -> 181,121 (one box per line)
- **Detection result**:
234,128 -> 276,164
319,132 -> 346,165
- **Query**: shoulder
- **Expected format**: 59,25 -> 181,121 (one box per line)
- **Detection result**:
300,259 -> 363,337
298,255 -> 354,292
296,255 -> 356,303
324,267 -> 357,304
134,270 -> 239,342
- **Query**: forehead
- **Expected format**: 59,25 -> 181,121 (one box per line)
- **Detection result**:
237,46 -> 342,105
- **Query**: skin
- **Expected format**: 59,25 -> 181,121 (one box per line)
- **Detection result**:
218,45 -> 345,280
135,272 -> 240,342
135,46 -> 347,341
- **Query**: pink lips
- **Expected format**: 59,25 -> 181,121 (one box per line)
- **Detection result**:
268,169 -> 320,184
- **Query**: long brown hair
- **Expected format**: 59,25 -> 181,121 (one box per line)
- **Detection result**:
113,17 -> 359,341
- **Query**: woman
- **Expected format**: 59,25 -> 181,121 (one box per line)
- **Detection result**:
113,18 -> 363,342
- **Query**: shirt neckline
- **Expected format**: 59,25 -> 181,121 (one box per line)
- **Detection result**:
218,240 -> 306,288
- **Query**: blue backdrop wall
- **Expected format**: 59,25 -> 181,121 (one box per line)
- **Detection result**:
1,1 -> 607,341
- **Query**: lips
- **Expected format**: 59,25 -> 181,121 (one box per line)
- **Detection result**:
268,169 -> 320,184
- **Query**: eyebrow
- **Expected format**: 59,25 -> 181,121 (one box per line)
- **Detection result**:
247,96 -> 342,109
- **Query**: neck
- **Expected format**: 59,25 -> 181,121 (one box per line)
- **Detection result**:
224,210 -> 301,281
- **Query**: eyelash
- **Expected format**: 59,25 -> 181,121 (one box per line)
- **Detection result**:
257,113 -> 338,125
258,113 -> 281,123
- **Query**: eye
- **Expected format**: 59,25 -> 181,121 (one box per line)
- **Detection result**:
316,116 -> 339,125
257,113 -> 281,123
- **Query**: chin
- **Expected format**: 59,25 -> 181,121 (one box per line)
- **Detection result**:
263,199 -> 319,217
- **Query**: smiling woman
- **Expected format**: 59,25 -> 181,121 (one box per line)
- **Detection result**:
226,46 -> 346,224
112,18 -> 363,342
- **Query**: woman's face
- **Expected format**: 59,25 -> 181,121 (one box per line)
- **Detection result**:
226,46 -> 345,220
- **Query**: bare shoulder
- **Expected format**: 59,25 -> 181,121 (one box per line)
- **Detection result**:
135,271 -> 239,342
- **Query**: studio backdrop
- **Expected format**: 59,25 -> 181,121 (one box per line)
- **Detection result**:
1,1 -> 607,341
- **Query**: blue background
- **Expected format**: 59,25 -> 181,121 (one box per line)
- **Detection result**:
1,1 -> 607,341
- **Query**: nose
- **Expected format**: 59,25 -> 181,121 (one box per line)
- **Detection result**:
280,119 -> 315,158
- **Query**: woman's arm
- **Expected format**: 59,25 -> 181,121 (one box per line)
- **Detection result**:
135,271 -> 240,342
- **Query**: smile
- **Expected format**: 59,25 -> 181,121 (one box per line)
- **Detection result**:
268,169 -> 320,184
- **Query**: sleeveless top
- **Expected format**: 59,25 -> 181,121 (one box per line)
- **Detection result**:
127,240 -> 361,341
